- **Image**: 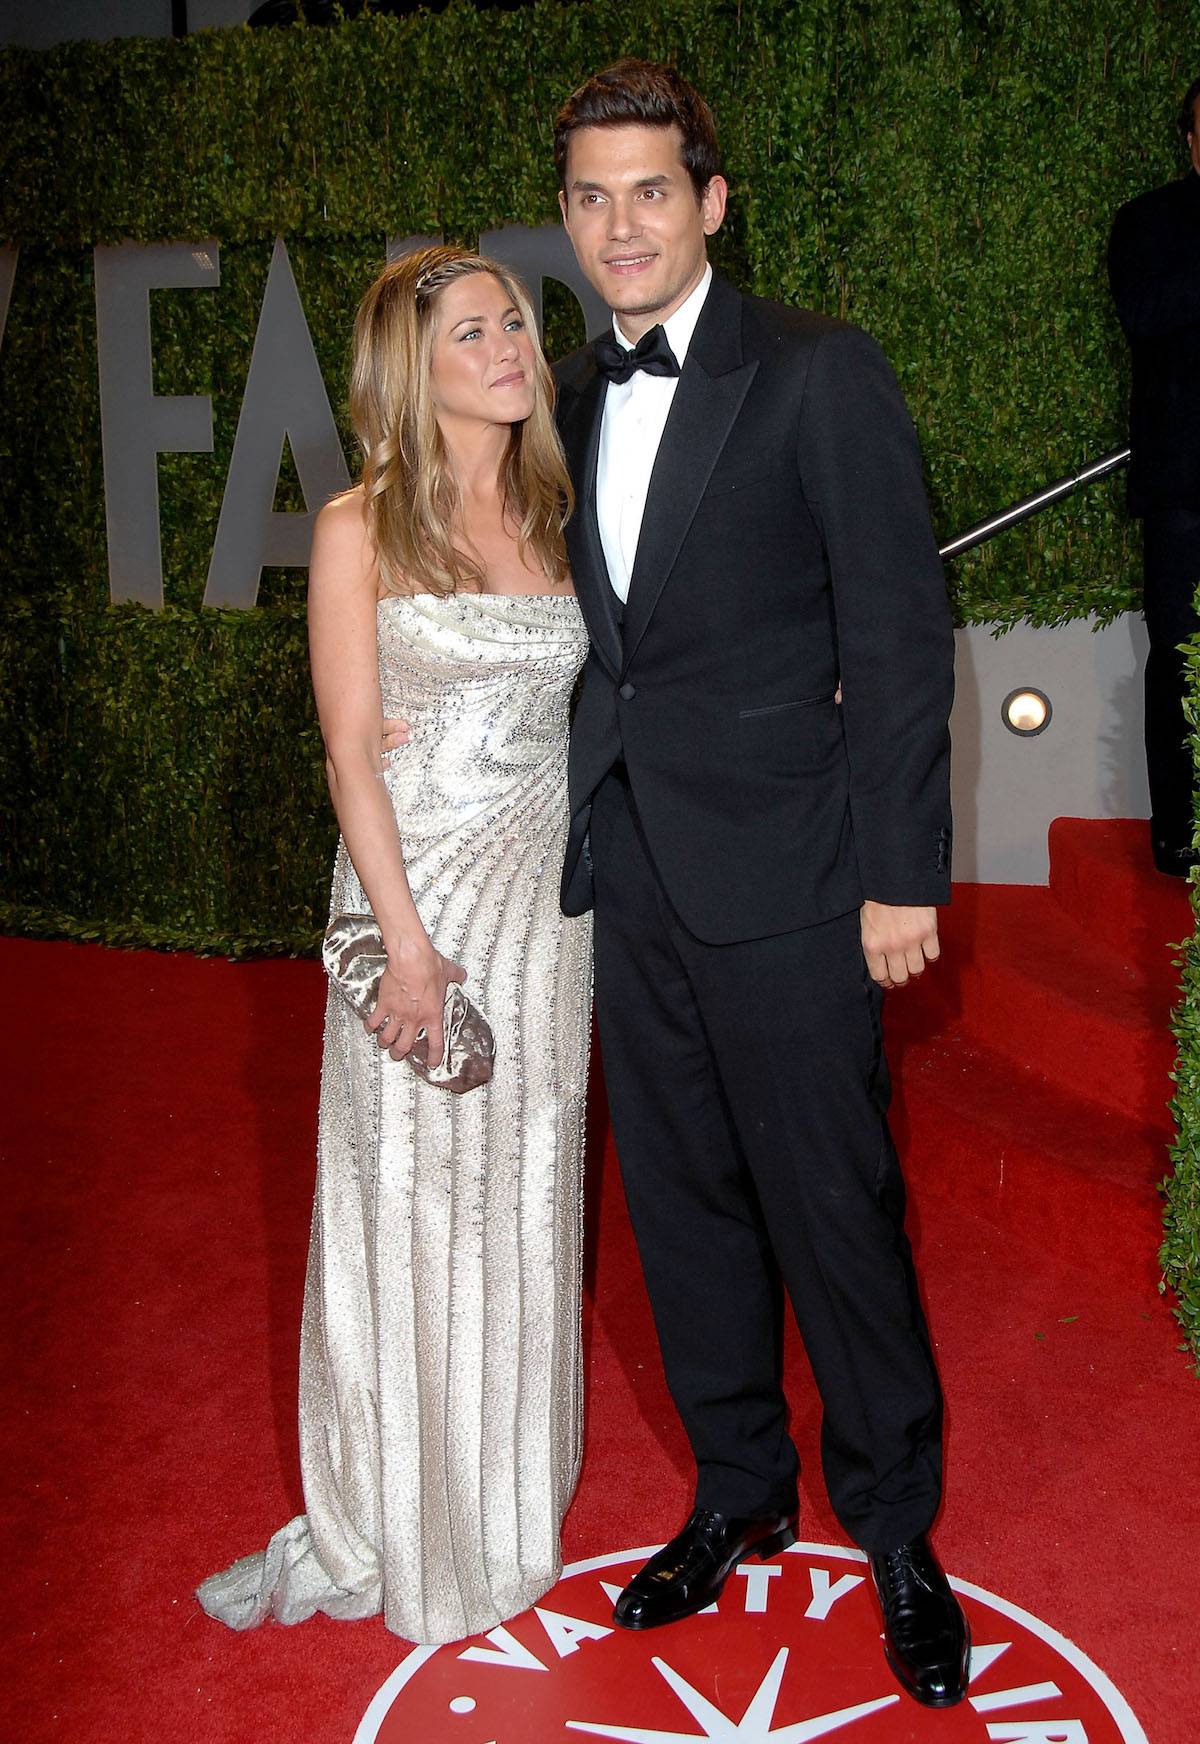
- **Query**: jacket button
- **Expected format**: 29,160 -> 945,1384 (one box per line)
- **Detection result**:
618,682 -> 636,701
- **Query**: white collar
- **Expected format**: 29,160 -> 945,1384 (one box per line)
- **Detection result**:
612,262 -> 713,367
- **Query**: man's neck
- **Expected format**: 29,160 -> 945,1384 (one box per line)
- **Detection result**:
614,260 -> 709,345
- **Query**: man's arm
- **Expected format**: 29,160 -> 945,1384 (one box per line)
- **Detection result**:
796,326 -> 954,921
1108,190 -> 1200,343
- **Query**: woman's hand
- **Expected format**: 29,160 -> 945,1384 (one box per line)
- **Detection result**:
382,717 -> 411,752
365,936 -> 466,1067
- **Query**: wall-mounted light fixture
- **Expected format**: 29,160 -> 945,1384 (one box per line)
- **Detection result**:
1001,687 -> 1052,737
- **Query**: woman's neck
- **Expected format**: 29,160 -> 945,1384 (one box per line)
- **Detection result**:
439,416 -> 511,505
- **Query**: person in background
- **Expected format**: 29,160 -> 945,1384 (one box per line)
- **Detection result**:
1109,75 -> 1200,876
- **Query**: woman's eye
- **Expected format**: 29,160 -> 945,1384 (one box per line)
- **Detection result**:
459,328 -> 482,342
504,319 -> 524,332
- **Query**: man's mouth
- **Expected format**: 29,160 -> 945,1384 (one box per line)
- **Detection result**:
603,254 -> 657,274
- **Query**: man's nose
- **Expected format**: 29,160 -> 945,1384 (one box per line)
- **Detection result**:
607,199 -> 642,240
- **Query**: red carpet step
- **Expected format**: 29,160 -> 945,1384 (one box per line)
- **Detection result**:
1049,816 -> 1194,949
893,1026 -> 1165,1284
888,816 -> 1189,1278
905,820 -> 1190,1129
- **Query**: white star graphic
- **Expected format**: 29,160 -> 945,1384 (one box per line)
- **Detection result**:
565,1647 -> 899,1742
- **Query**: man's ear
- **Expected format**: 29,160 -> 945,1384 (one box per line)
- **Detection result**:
701,175 -> 729,237
558,188 -> 570,228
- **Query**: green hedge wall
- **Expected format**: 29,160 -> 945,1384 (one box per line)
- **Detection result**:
0,0 -> 1192,951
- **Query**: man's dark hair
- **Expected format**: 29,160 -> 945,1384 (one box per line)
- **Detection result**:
1179,75 -> 1200,143
554,59 -> 721,200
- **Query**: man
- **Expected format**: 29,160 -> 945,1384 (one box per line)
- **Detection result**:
1108,76 -> 1200,877
552,60 -> 967,1708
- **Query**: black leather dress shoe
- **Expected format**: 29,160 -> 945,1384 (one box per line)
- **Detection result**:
1152,836 -> 1199,877
612,1507 -> 797,1630
869,1536 -> 970,1707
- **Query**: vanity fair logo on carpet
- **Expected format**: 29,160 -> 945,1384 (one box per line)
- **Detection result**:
352,1542 -> 1148,1744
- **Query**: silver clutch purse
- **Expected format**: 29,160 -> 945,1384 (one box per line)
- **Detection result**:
322,913 -> 496,1094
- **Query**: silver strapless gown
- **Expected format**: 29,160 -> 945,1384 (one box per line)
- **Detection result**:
198,593 -> 593,1644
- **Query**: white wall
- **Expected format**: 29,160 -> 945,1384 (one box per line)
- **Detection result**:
951,612 -> 1149,884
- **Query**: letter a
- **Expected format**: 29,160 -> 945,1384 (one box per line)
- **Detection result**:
205,237 -> 349,608
534,1607 -> 613,1658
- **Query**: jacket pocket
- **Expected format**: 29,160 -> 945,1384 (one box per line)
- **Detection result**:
738,690 -> 838,720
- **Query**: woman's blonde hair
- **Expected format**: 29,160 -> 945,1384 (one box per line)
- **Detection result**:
348,245 -> 574,596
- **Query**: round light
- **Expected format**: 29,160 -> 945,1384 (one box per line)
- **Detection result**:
1002,687 -> 1052,736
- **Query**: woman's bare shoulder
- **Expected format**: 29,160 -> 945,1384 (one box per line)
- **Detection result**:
314,484 -> 368,540
311,487 -> 376,591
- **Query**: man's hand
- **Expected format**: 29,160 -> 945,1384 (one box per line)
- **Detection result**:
382,717 -> 410,753
860,901 -> 939,989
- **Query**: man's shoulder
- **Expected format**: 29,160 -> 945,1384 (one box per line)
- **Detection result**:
739,290 -> 843,346
1112,171 -> 1197,235
737,290 -> 888,375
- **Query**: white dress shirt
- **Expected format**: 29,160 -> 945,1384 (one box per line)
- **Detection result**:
596,264 -> 713,605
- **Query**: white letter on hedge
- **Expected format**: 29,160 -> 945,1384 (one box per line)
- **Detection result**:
204,237 -> 349,609
94,242 -> 219,608
385,232 -> 443,262
479,224 -> 609,339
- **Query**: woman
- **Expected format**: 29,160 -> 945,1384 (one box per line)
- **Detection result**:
198,247 -> 592,1645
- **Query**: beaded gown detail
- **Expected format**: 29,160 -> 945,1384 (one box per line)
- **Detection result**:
198,593 -> 593,1645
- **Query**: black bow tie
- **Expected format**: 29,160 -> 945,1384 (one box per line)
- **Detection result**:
593,324 -> 681,386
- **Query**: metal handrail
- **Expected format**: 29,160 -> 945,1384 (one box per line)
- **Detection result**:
938,446 -> 1131,561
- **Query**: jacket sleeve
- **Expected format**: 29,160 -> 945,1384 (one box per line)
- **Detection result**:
1108,194 -> 1200,342
796,325 -> 954,905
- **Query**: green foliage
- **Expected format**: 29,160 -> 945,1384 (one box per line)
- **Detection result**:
1165,627 -> 1200,1372
0,0 -> 1191,950
0,602 -> 336,954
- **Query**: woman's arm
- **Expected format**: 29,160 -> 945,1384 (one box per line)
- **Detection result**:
308,492 -> 463,1066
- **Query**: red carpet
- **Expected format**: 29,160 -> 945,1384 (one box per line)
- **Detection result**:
2,819 -> 1199,1744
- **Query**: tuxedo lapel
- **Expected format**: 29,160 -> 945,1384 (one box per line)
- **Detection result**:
621,275 -> 758,674
559,364 -> 622,677
621,360 -> 758,672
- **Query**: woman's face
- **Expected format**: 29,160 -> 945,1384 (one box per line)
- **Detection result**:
428,273 -> 537,429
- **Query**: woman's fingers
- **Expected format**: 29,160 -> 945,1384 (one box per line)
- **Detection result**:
368,953 -> 469,1065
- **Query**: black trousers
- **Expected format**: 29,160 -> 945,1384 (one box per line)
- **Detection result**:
1143,508 -> 1200,859
589,770 -> 943,1555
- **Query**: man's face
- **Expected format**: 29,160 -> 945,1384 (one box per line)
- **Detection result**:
559,123 -> 727,341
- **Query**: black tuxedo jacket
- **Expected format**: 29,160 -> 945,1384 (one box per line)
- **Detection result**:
1107,169 -> 1200,515
554,271 -> 954,945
